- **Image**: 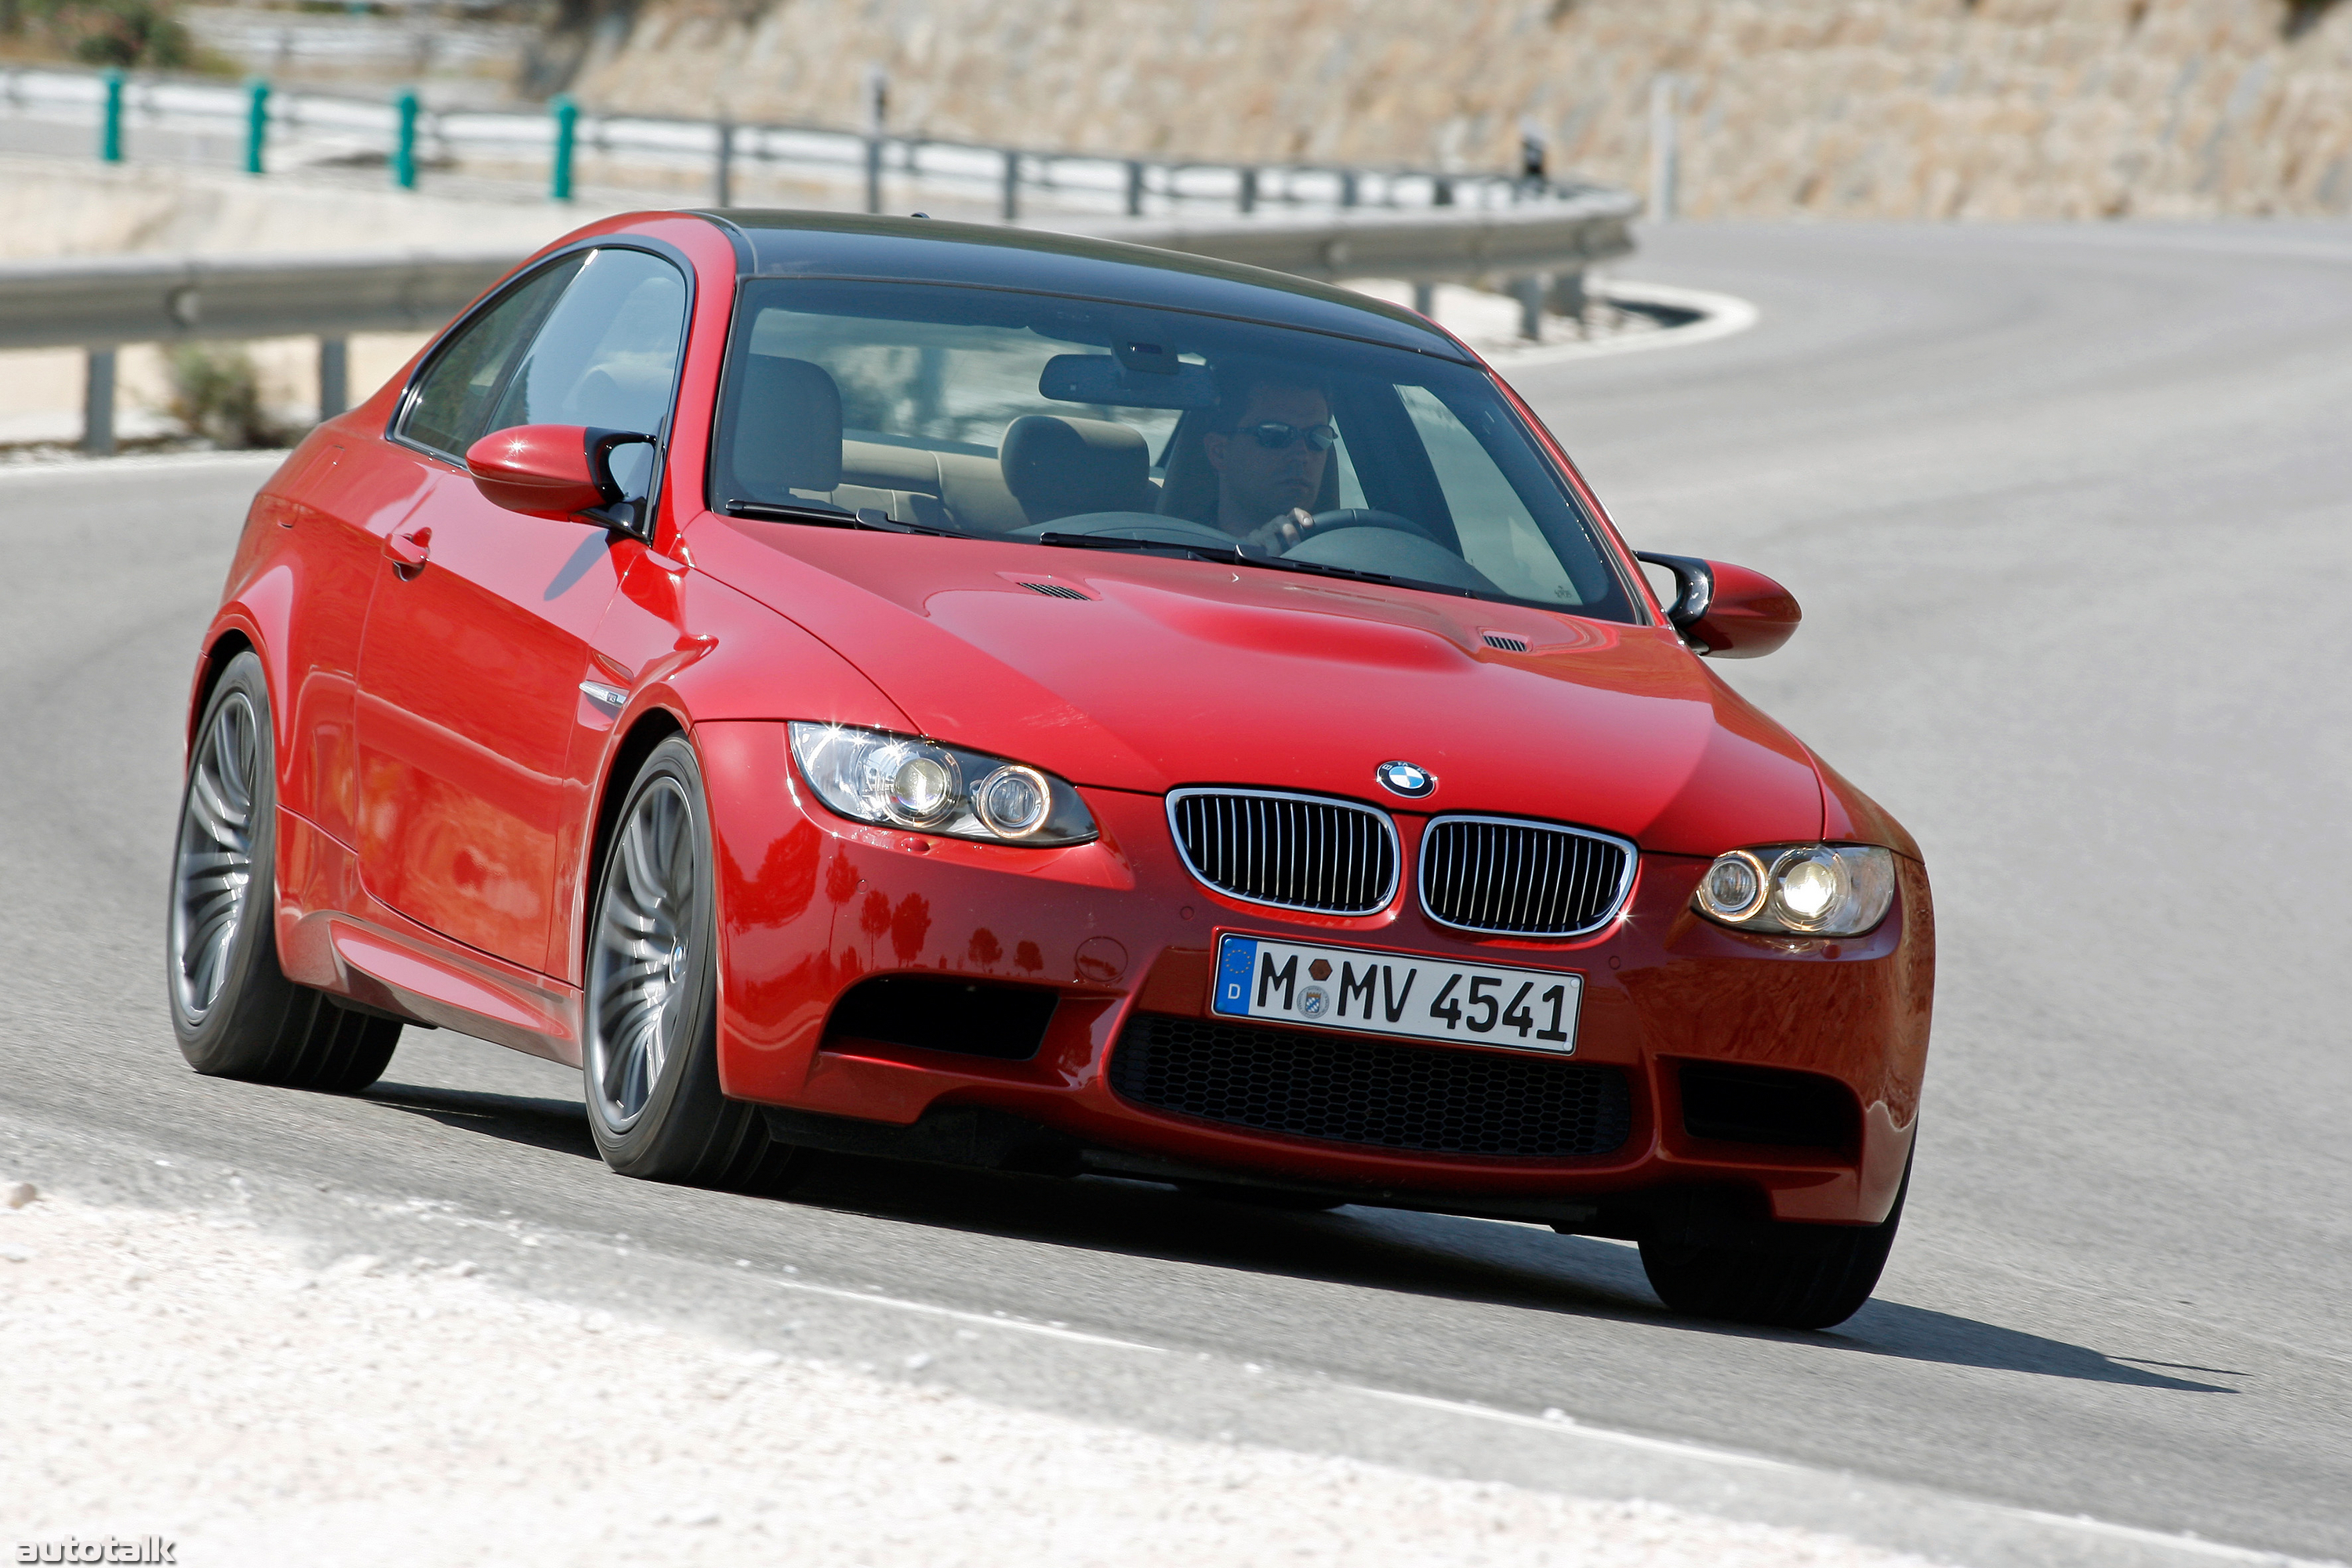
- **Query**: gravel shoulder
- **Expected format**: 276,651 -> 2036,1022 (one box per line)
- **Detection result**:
0,1181 -> 1944,1568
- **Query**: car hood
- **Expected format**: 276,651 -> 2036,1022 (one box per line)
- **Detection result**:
694,521 -> 1828,855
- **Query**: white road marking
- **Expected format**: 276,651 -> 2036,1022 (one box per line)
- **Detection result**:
1345,1386 -> 2337,1565
1485,281 -> 1762,367
760,1275 -> 1170,1353
731,1257 -> 2334,1567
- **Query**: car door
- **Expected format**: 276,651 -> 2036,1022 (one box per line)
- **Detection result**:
355,245 -> 691,973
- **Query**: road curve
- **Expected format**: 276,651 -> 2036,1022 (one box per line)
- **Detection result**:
3,218 -> 2348,1565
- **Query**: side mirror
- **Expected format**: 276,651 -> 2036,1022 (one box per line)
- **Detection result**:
1635,551 -> 1801,658
465,424 -> 656,532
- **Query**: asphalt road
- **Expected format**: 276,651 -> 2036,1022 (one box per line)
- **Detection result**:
4,219 -> 2348,1566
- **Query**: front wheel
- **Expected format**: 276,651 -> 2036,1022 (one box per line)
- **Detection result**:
167,650 -> 399,1094
582,734 -> 800,1192
1638,1156 -> 1910,1330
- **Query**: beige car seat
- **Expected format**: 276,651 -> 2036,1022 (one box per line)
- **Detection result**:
999,416 -> 1160,526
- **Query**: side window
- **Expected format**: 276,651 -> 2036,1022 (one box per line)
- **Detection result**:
485,249 -> 690,501
1329,427 -> 1368,510
396,256 -> 583,459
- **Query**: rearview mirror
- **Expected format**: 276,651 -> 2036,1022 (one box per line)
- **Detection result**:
465,424 -> 656,531
1038,354 -> 1218,411
1635,551 -> 1801,658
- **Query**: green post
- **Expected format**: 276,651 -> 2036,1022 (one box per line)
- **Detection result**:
244,79 -> 270,175
550,95 -> 577,202
393,89 -> 418,190
99,68 -> 124,163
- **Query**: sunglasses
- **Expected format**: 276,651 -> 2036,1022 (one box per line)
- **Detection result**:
1236,420 -> 1339,452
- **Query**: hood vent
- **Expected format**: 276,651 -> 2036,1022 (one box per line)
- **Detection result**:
1481,632 -> 1531,652
1018,580 -> 1091,601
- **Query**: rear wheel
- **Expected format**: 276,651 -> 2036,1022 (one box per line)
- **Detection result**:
168,651 -> 400,1094
582,735 -> 800,1192
1638,1156 -> 1910,1330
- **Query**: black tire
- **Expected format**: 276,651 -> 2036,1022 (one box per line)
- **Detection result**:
168,651 -> 400,1094
1638,1156 -> 1911,1330
582,735 -> 800,1193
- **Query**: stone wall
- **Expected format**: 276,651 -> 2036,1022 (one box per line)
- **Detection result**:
568,0 -> 2352,218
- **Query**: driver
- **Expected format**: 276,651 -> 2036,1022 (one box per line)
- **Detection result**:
1201,376 -> 1338,553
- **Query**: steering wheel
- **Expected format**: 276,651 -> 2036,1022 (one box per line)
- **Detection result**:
1301,508 -> 1443,546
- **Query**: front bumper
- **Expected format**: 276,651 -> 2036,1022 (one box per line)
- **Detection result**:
699,721 -> 1933,1228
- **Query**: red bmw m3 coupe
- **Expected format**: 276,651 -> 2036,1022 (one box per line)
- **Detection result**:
169,210 -> 1932,1328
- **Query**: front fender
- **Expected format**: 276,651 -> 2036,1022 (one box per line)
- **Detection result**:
547,559 -> 914,986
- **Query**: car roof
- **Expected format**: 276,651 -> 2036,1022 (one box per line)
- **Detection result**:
692,210 -> 1472,362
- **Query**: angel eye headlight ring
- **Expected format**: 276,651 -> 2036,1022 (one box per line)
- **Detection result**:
1769,847 -> 1845,930
877,746 -> 960,828
974,764 -> 1053,838
786,723 -> 1098,848
1693,843 -> 1895,938
1694,848 -> 1769,923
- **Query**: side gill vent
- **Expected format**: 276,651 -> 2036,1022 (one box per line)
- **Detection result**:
1482,633 -> 1531,652
1019,581 -> 1091,601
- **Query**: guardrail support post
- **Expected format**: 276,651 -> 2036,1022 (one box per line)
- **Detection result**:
317,336 -> 349,421
1432,176 -> 1454,208
1338,169 -> 1358,209
1125,159 -> 1145,217
244,79 -> 269,175
862,64 -> 887,215
1512,274 -> 1545,340
1549,268 -> 1589,328
1649,75 -> 1679,221
550,95 -> 576,201
1411,282 -> 1436,317
100,68 -> 124,163
1237,166 -> 1258,215
392,89 -> 418,190
713,117 -> 734,207
1000,150 -> 1019,222
82,349 -> 117,456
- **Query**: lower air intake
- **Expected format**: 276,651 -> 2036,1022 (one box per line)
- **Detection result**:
822,975 -> 1058,1061
1679,1062 -> 1857,1152
1109,1013 -> 1632,1158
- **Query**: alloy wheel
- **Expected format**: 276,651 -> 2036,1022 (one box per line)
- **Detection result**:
170,688 -> 260,1025
587,775 -> 700,1132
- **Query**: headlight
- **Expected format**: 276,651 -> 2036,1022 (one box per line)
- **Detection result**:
1693,843 -> 1894,937
787,723 -> 1098,847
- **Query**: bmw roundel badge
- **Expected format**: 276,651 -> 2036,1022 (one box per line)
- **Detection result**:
1375,760 -> 1436,798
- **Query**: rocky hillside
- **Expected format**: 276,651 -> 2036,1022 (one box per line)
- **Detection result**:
564,0 -> 2352,218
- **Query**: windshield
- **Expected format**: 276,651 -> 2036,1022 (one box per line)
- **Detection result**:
708,278 -> 1638,622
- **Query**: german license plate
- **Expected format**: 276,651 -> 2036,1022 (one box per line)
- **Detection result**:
1210,933 -> 1581,1055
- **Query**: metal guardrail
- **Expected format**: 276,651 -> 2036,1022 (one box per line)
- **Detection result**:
2,62 -> 1616,222
0,250 -> 519,352
0,170 -> 1635,453
0,198 -> 1636,355
1088,198 -> 1635,286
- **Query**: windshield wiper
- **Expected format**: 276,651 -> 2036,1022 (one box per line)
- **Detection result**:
1033,530 -> 1477,597
724,499 -> 965,538
1033,531 -> 1249,565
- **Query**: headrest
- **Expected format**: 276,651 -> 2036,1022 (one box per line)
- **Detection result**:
1000,416 -> 1148,518
728,354 -> 843,496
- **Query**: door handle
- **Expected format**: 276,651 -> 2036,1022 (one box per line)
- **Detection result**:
386,527 -> 432,575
